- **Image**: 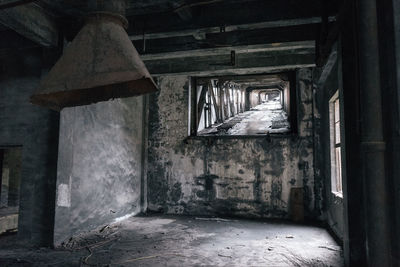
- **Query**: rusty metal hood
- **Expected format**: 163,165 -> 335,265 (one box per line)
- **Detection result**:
30,12 -> 158,111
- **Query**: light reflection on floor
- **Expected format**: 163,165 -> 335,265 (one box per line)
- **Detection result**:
227,100 -> 290,135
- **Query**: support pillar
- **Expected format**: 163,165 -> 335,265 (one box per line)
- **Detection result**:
357,0 -> 391,265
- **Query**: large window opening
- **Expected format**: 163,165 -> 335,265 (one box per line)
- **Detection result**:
0,147 -> 22,235
329,92 -> 342,196
192,73 -> 296,136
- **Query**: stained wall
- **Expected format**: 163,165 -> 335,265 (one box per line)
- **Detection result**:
147,69 -> 321,218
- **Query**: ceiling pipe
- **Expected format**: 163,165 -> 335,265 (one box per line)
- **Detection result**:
30,0 -> 158,111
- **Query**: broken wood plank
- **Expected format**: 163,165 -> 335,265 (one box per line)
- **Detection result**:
0,3 -> 58,47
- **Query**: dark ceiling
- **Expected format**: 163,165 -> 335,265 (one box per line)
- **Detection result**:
0,0 -> 341,71
37,0 -> 339,35
36,0 -> 338,55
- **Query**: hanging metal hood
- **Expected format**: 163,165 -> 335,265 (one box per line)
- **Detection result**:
30,2 -> 157,111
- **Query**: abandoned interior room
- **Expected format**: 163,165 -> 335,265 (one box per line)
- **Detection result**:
0,0 -> 399,266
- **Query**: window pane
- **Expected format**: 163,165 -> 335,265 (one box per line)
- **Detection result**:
334,98 -> 340,123
335,122 -> 340,144
335,147 -> 342,193
195,74 -> 292,136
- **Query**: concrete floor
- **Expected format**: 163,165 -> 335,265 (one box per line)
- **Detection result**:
199,100 -> 290,135
228,101 -> 290,135
0,214 -> 343,266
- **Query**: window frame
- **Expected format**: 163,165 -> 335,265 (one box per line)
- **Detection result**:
329,90 -> 343,197
188,72 -> 298,137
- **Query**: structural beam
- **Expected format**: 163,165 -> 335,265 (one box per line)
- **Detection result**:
130,17 -> 335,41
133,24 -> 318,54
0,0 -> 34,10
0,3 -> 58,47
143,45 -> 315,75
316,42 -> 338,87
140,41 -> 314,59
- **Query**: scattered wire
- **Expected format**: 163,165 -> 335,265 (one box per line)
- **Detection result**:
113,253 -> 186,264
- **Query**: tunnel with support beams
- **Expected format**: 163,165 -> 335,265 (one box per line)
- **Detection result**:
196,73 -> 293,136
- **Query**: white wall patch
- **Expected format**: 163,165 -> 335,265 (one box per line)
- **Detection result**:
57,183 -> 71,207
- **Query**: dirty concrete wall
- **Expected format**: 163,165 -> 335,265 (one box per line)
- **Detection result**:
313,61 -> 344,240
0,47 -> 60,246
53,96 -> 145,246
147,69 -> 319,219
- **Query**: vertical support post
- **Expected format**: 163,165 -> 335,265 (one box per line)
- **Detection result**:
237,87 -> 239,114
189,77 -> 197,136
357,0 -> 391,265
225,84 -> 231,117
209,81 -> 220,123
141,94 -> 149,212
223,84 -> 228,120
207,88 -> 211,127
218,82 -> 224,122
339,10 -> 368,265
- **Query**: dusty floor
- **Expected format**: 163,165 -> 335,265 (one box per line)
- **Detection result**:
199,100 -> 290,135
0,214 -> 343,266
228,101 -> 290,135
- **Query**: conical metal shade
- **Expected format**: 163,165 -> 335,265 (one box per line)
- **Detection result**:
31,12 -> 158,111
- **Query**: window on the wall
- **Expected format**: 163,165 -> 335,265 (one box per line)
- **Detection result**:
330,91 -> 342,196
190,73 -> 297,136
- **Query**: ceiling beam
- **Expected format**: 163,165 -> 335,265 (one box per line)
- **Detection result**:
134,23 -> 319,54
0,0 -> 35,10
316,42 -> 338,87
0,3 -> 58,47
130,17 -> 335,41
144,46 -> 315,75
140,41 -> 314,60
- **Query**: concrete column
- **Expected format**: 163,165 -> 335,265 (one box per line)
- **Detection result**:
357,0 -> 391,265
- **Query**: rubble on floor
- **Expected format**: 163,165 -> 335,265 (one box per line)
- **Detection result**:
0,214 -> 344,266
